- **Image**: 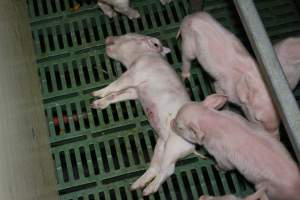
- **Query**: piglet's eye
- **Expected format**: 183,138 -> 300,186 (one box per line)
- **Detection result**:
178,126 -> 184,131
154,43 -> 159,47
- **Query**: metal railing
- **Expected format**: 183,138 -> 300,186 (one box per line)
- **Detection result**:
233,0 -> 300,161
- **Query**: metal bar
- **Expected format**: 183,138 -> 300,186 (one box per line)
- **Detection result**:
233,0 -> 300,161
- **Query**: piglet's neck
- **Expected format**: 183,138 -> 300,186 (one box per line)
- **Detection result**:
124,52 -> 163,68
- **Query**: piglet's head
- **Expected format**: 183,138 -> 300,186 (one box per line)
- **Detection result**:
236,74 -> 279,134
171,94 -> 227,145
105,33 -> 171,68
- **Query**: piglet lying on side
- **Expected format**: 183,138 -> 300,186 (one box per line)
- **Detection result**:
171,94 -> 300,200
275,37 -> 300,90
178,12 -> 279,136
91,33 -> 195,195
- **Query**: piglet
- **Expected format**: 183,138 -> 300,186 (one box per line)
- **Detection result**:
275,37 -> 300,90
177,11 -> 280,136
97,0 -> 140,19
91,33 -> 195,195
171,94 -> 300,200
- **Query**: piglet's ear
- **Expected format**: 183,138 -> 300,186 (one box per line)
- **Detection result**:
188,122 -> 205,143
161,46 -> 171,56
188,122 -> 198,133
145,38 -> 171,56
202,94 -> 228,110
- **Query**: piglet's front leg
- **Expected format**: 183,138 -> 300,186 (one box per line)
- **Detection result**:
92,70 -> 135,98
91,88 -> 138,109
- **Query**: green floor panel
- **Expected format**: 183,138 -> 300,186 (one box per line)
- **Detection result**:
27,0 -> 300,199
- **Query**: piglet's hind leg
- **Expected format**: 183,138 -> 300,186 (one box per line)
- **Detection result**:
181,54 -> 192,80
142,134 -> 195,196
131,138 -> 165,190
181,29 -> 196,80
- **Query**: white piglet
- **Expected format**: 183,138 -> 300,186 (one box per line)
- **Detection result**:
171,94 -> 300,200
178,12 -> 280,136
91,33 -> 194,196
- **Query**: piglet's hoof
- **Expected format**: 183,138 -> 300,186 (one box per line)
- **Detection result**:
181,72 -> 190,80
91,90 -> 106,98
106,11 -> 117,18
91,100 -> 109,109
142,178 -> 160,196
130,167 -> 158,190
194,151 -> 208,159
128,10 -> 141,19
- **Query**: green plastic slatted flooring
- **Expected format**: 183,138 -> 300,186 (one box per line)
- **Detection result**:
27,0 -> 300,199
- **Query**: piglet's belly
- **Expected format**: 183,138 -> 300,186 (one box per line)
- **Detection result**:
140,98 -> 186,137
144,106 -> 161,131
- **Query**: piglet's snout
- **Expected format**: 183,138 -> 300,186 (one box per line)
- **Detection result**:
106,46 -> 114,56
105,36 -> 115,45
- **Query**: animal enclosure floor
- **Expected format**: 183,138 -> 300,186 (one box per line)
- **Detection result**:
27,0 -> 300,199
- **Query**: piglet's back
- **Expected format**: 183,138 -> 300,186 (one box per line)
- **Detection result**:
181,12 -> 253,62
201,108 -> 299,186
